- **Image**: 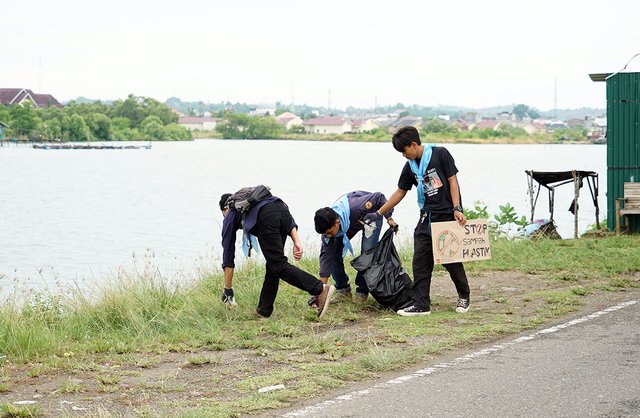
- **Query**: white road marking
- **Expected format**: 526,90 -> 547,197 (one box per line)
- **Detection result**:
283,299 -> 638,417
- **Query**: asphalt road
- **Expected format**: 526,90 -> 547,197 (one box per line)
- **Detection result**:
278,299 -> 640,418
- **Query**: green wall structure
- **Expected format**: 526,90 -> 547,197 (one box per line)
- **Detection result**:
600,72 -> 640,232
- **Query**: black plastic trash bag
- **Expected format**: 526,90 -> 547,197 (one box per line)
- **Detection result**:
350,228 -> 413,311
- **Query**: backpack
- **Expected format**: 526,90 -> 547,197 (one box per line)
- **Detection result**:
226,185 -> 272,257
225,185 -> 272,215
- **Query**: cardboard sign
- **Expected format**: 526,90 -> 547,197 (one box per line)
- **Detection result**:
431,219 -> 491,264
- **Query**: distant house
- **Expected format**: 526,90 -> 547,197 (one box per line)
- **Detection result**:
546,120 -> 569,131
0,88 -> 62,108
565,118 -> 586,128
593,117 -> 607,128
178,116 -> 220,131
249,107 -> 276,116
521,121 -> 545,135
497,111 -> 515,121
473,119 -> 501,130
275,112 -> 303,130
587,116 -> 607,141
451,118 -> 470,131
303,117 -> 352,134
350,118 -> 380,133
392,116 -> 424,130
374,117 -> 397,130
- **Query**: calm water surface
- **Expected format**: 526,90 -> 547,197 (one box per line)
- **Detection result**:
0,140 -> 606,295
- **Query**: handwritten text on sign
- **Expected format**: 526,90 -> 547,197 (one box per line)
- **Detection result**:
431,219 -> 491,264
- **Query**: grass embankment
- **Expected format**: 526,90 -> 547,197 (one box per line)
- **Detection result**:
191,130 -> 578,144
279,132 -> 566,144
1,236 -> 639,416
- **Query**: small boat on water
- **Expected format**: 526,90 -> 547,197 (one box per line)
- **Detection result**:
33,142 -> 152,150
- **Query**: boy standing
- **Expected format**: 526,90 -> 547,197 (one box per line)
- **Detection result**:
364,127 -> 471,316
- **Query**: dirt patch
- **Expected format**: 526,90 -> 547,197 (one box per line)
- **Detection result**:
1,270 -> 639,417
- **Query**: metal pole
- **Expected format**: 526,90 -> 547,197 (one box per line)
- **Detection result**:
549,187 -> 555,222
572,171 -> 579,239
527,171 -> 535,222
587,174 -> 600,229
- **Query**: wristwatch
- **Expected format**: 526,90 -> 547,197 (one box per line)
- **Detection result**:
453,205 -> 464,213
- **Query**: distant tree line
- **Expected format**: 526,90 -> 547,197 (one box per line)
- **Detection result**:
0,95 -> 192,141
166,97 -> 603,122
210,111 -> 587,142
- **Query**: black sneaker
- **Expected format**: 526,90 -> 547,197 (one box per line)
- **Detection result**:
397,305 -> 431,317
334,287 -> 352,300
455,298 -> 470,313
221,289 -> 237,306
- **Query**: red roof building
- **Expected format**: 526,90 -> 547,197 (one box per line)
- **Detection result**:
0,88 -> 62,108
474,119 -> 500,130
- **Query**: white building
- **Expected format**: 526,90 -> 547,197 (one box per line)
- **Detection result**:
303,117 -> 352,134
275,112 -> 304,130
178,117 -> 220,131
350,118 -> 380,133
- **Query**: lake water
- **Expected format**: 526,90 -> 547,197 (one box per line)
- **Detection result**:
0,140 -> 606,296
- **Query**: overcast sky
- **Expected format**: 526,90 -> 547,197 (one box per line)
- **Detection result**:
3,0 -> 639,110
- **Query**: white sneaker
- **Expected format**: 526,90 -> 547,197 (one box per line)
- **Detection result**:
317,284 -> 336,319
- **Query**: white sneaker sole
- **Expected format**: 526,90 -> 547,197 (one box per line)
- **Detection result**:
455,307 -> 469,313
397,310 -> 431,317
318,285 -> 336,320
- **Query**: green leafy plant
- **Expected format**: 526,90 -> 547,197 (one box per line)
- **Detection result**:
464,201 -> 489,220
493,203 -> 528,238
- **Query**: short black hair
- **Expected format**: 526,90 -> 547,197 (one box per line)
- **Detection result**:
314,207 -> 338,234
392,126 -> 421,152
219,193 -> 232,211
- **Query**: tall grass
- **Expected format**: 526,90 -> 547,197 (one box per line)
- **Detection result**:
464,236 -> 640,276
0,235 -> 638,364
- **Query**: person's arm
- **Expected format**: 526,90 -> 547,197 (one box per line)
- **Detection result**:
362,188 -> 407,228
376,188 -> 407,217
369,192 -> 395,218
289,227 -> 303,261
448,174 -> 467,226
221,210 -> 240,300
371,191 -> 399,229
318,238 -> 333,284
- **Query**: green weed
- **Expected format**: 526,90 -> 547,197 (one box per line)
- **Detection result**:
0,403 -> 42,417
609,278 -> 631,288
95,373 -> 120,385
359,347 -> 415,372
59,380 -> 83,394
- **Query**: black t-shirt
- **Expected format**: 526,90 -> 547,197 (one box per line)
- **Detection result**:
398,146 -> 460,213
